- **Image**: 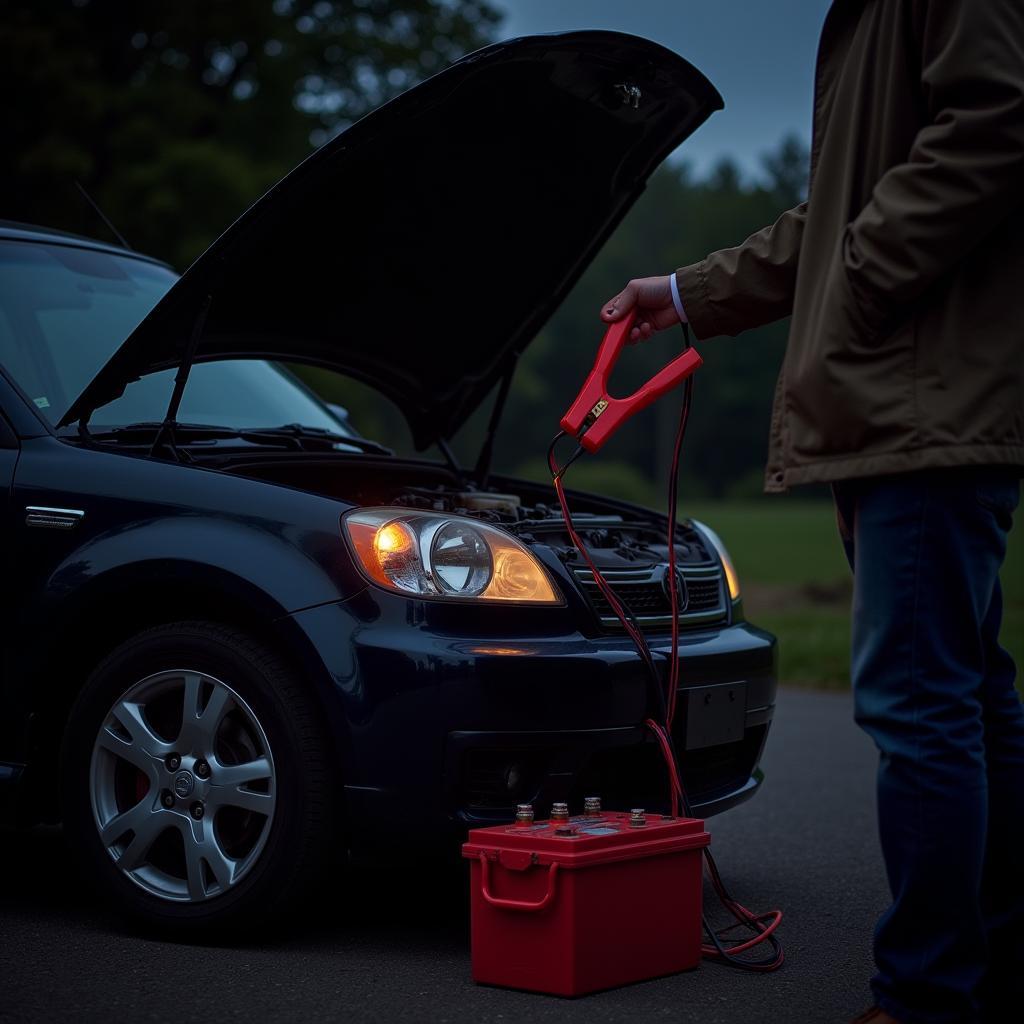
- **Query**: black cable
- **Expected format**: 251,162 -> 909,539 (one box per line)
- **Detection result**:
549,433 -> 672,737
546,432 -> 585,481
552,322 -> 783,972
702,912 -> 784,971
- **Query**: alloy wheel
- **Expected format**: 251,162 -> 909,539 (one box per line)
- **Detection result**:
89,669 -> 276,903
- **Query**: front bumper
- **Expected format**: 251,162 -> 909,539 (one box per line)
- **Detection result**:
284,593 -> 777,858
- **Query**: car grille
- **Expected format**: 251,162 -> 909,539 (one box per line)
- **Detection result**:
573,564 -> 727,629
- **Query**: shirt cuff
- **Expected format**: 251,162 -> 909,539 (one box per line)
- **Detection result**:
669,271 -> 688,323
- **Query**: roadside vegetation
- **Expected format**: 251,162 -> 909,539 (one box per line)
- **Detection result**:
685,499 -> 1023,691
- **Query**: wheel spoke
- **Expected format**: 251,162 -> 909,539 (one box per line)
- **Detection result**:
182,671 -> 202,719
96,721 -> 159,777
100,798 -> 153,846
119,815 -> 168,872
105,804 -> 168,872
110,700 -> 172,760
198,682 -> 232,737
213,785 -> 275,817
178,674 -> 235,751
176,672 -> 204,750
182,823 -> 208,901
179,815 -> 237,899
202,841 -> 237,894
210,756 -> 272,789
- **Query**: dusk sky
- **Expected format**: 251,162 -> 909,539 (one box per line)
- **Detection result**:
497,0 -> 832,179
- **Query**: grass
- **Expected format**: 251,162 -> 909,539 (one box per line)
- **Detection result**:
683,498 -> 1024,690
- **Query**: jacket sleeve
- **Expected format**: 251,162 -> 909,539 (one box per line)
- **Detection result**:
844,0 -> 1024,329
674,202 -> 806,339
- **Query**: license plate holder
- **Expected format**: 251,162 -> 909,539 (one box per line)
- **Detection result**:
683,681 -> 747,750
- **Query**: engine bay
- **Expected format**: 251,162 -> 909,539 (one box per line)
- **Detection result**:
389,482 -> 712,571
214,452 -> 712,573
216,453 -> 715,573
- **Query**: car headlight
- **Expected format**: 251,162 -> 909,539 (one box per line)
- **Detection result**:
692,520 -> 741,602
343,507 -> 563,604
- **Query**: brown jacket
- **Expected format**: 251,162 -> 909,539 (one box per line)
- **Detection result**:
676,0 -> 1024,492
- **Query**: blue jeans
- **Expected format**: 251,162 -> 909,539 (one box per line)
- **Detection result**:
833,468 -> 1024,1023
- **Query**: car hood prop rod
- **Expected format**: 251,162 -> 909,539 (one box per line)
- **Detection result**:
148,294 -> 212,461
473,357 -> 517,490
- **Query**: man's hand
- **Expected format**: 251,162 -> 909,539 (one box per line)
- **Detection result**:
601,275 -> 682,342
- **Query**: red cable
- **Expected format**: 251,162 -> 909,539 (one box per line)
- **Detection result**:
550,366 -> 783,972
647,717 -> 783,965
664,380 -> 691,814
657,392 -> 783,968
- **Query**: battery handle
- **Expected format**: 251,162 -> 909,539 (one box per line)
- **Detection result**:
479,854 -> 560,913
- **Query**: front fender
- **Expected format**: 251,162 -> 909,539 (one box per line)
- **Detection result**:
12,437 -> 369,624
9,522 -> 367,772
39,515 -> 364,617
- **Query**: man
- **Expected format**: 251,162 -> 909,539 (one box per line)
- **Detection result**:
600,2 -> 1024,1022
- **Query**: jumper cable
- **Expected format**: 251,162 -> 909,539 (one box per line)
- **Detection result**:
550,309 -> 783,972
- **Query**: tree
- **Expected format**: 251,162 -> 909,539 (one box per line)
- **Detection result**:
476,137 -> 811,501
1,5 -> 814,500
0,0 -> 500,266
760,132 -> 809,206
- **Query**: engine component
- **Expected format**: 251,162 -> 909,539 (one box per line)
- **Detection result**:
454,491 -> 521,517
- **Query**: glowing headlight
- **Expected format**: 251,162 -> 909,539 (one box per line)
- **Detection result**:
343,508 -> 562,604
692,520 -> 741,602
429,521 -> 492,596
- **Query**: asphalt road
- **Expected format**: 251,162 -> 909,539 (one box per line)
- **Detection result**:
1,689 -> 888,1024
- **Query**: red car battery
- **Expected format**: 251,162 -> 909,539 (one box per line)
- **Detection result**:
462,805 -> 710,996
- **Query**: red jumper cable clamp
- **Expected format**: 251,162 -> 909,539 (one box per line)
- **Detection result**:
559,308 -> 702,454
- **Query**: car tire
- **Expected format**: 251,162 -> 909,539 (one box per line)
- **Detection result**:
62,621 -> 332,933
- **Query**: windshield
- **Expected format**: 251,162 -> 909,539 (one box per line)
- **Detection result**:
91,361 -> 349,432
0,239 -> 351,435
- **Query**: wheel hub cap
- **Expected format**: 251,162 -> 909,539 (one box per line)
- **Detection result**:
173,771 -> 195,799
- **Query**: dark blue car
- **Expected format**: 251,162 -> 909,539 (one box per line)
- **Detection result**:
0,32 -> 776,930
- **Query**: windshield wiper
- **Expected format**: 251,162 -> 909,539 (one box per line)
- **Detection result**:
243,423 -> 392,455
66,420 -> 392,456
66,422 -> 237,444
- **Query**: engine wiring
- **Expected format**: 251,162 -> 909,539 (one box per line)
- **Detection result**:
547,322 -> 784,973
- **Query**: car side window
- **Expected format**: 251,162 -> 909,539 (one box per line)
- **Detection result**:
0,306 -> 50,414
0,241 -> 176,423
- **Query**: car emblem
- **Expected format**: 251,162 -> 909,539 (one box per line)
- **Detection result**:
661,565 -> 690,613
173,771 -> 195,799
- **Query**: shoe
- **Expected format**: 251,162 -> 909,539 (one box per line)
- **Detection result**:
850,1008 -> 903,1024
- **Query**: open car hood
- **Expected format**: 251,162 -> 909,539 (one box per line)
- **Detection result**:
60,31 -> 722,446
